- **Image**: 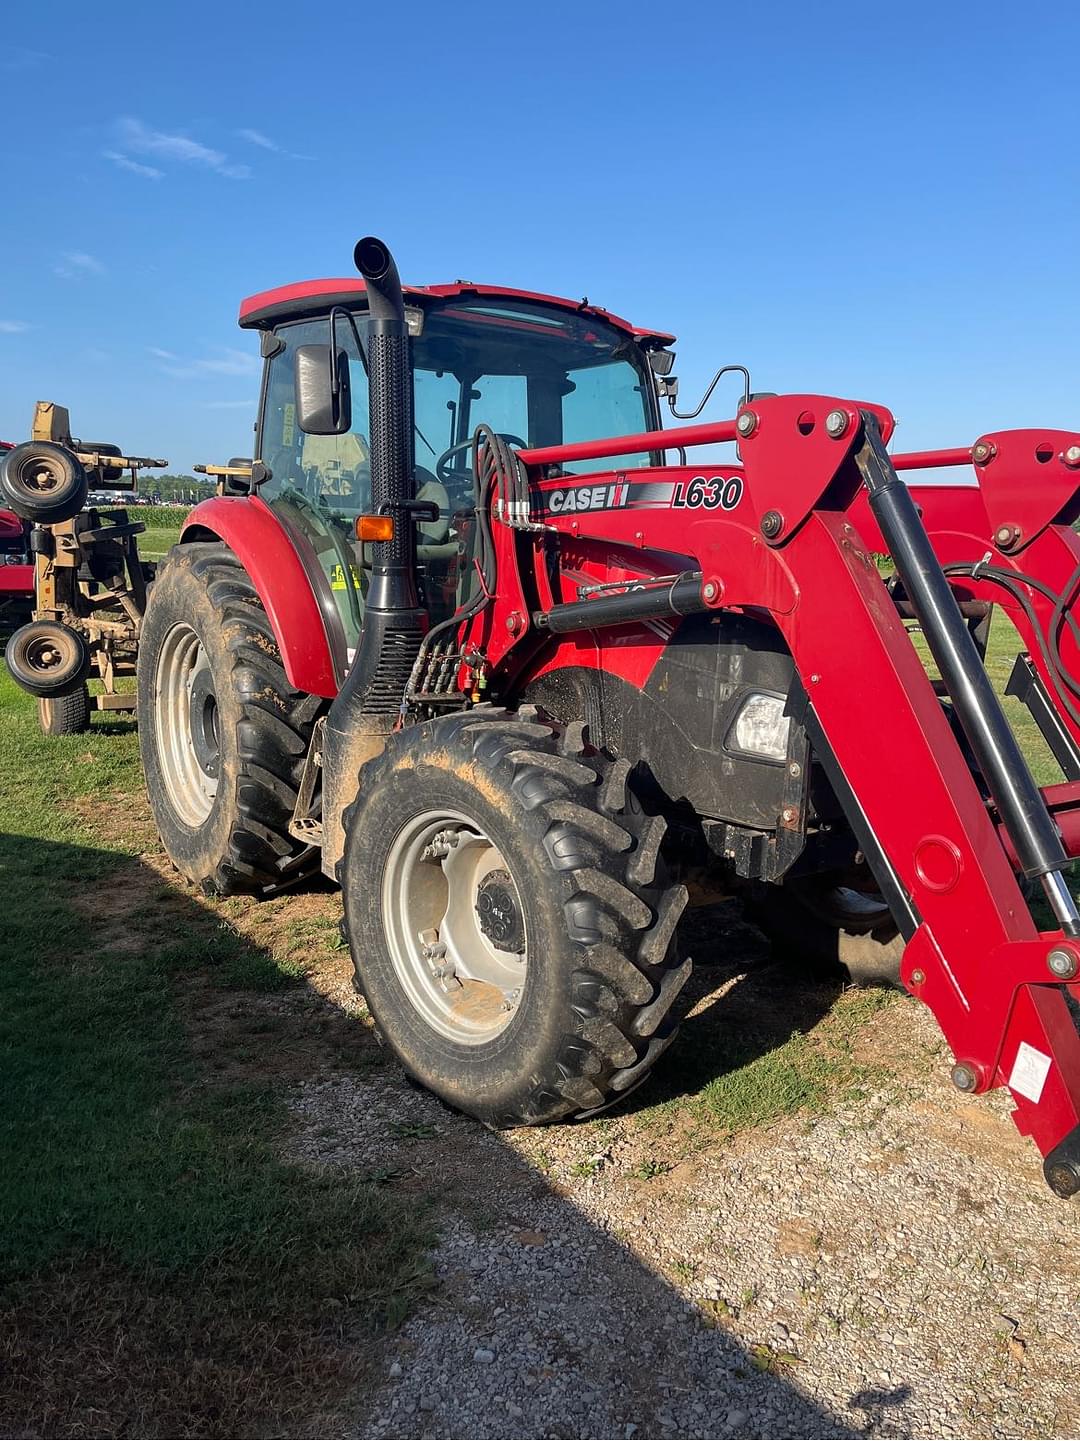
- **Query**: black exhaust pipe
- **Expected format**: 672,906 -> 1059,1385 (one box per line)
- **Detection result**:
320,235 -> 428,877
352,234 -> 418,613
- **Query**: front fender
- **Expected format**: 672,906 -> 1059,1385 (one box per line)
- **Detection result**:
180,495 -> 340,697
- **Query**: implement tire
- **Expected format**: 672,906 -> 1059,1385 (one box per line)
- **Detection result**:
137,542 -> 322,895
0,442 -> 88,524
342,706 -> 691,1126
38,684 -> 91,735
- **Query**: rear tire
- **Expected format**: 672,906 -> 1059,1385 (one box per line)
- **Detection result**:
38,684 -> 91,735
137,542 -> 322,895
342,707 -> 691,1126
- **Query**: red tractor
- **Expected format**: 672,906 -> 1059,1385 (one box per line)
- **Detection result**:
138,236 -> 1080,1199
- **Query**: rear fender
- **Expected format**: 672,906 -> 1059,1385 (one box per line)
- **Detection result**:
180,495 -> 341,697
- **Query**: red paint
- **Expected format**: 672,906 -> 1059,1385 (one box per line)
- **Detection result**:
891,446 -> 973,471
181,495 -> 339,697
493,393 -> 1080,1178
238,277 -> 675,345
519,418 -> 739,469
0,564 -> 32,594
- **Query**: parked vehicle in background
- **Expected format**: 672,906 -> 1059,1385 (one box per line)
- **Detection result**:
0,439 -> 34,627
1,402 -> 167,733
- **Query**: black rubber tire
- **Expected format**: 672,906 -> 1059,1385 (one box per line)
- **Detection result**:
0,443 -> 88,524
137,542 -> 322,895
4,620 -> 91,698
341,706 -> 692,1127
38,684 -> 91,735
745,882 -> 904,988
76,442 -> 124,483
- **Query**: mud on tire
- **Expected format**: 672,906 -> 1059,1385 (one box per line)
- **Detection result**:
137,542 -> 322,895
341,706 -> 692,1126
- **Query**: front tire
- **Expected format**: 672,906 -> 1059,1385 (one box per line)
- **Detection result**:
137,542 -> 321,895
342,707 -> 691,1126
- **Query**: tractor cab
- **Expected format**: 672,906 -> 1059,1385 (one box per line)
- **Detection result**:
241,280 -> 674,657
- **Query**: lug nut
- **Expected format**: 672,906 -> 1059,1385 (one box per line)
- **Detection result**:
760,510 -> 784,539
972,440 -> 997,465
737,410 -> 758,438
1047,946 -> 1079,980
1064,445 -> 1080,469
825,409 -> 849,439
951,1062 -> 978,1093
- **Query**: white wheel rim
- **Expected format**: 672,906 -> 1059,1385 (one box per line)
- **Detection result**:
381,808 -> 528,1044
155,622 -> 219,827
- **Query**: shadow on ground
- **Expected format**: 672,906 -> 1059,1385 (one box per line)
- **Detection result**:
0,818 -> 897,1439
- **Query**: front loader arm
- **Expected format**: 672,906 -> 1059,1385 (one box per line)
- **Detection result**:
509,396 -> 1080,1198
849,434 -> 1080,764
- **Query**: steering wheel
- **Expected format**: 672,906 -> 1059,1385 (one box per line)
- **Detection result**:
435,433 -> 527,484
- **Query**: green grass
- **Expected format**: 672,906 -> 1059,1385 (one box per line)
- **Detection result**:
137,516 -> 184,560
693,987 -> 895,1134
0,668 -> 433,1435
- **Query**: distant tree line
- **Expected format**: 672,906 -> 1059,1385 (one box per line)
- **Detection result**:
136,473 -> 214,503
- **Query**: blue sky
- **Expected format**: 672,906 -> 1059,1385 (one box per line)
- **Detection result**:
1,0 -> 1077,472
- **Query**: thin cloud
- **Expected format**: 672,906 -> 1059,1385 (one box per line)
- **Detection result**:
236,127 -> 313,161
147,346 -> 178,361
237,128 -> 280,152
154,346 -> 260,381
55,252 -> 105,280
115,117 -> 252,180
0,320 -> 30,334
0,47 -> 48,72
103,149 -> 163,181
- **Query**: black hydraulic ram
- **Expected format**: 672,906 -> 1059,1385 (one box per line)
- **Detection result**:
534,572 -> 707,634
855,412 -> 1080,936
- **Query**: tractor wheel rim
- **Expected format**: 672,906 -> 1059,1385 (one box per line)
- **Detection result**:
156,622 -> 219,827
381,808 -> 527,1045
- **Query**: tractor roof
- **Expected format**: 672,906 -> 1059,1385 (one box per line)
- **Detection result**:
238,279 -> 676,347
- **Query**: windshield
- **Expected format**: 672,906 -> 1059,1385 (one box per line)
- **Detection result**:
256,298 -> 657,652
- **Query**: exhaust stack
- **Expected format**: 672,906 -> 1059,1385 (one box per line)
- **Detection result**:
320,235 -> 428,877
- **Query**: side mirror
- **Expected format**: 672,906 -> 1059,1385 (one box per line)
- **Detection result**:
295,345 -> 351,435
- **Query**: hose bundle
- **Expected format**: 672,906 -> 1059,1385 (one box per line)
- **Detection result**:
399,425 -> 509,717
938,557 -> 1080,728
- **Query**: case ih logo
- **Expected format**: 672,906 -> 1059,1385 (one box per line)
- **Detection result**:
542,475 -> 744,515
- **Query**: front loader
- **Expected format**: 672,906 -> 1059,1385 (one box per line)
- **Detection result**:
138,236 -> 1080,1198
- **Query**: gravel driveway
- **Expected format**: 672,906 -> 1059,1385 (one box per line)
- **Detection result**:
289,914 -> 1080,1440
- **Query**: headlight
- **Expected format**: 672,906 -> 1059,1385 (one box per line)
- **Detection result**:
726,692 -> 790,763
